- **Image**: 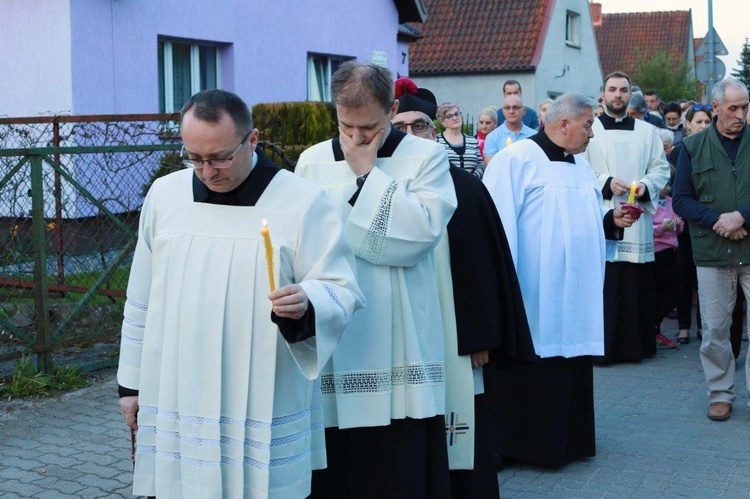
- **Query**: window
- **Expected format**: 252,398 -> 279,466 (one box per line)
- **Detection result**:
158,40 -> 221,113
565,11 -> 581,47
307,54 -> 352,102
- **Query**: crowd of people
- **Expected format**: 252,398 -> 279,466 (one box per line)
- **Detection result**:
116,62 -> 750,498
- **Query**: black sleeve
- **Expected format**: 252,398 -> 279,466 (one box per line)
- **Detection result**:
602,177 -> 614,200
603,209 -> 624,240
118,385 -> 139,398
272,301 -> 316,343
639,185 -> 651,203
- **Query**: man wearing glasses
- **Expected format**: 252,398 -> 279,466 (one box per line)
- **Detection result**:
482,93 -> 537,165
117,89 -> 364,497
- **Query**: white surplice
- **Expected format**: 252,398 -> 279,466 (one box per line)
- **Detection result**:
117,168 -> 363,498
483,139 -> 615,358
295,132 -> 457,429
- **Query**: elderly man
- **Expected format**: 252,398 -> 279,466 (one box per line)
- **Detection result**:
496,79 -> 540,129
296,63 -> 457,498
393,78 -> 535,496
583,72 -> 671,364
117,89 -> 363,498
673,77 -> 750,422
483,93 -> 537,165
483,92 -> 634,467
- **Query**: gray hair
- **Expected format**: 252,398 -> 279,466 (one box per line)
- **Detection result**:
655,128 -> 675,146
330,61 -> 394,112
544,92 -> 594,124
712,77 -> 750,105
437,101 -> 461,120
537,98 -> 553,111
628,93 -> 648,114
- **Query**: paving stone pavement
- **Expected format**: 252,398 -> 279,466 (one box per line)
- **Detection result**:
1,318 -> 750,497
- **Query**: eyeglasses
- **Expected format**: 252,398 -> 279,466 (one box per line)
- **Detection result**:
393,120 -> 433,133
503,105 -> 523,112
181,131 -> 251,169
692,104 -> 712,112
444,112 -> 462,120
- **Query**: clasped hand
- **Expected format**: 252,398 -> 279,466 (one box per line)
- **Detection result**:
713,212 -> 747,240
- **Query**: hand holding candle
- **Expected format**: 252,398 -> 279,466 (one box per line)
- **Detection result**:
260,219 -> 276,293
627,181 -> 637,205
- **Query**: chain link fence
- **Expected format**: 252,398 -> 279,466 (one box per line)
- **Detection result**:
0,114 -> 181,373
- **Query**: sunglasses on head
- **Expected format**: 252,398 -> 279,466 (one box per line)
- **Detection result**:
692,104 -> 712,112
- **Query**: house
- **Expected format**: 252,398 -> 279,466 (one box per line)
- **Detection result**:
1,0 -> 426,117
591,4 -> 696,89
408,0 -> 603,121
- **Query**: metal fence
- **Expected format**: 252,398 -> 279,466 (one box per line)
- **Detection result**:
0,114 -> 181,373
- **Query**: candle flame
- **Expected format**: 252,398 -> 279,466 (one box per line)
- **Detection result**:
262,219 -> 268,228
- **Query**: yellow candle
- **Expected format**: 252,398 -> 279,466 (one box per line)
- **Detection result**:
260,219 -> 276,292
627,182 -> 637,204
506,137 -> 512,147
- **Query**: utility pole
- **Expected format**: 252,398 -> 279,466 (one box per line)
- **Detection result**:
708,0 -> 715,97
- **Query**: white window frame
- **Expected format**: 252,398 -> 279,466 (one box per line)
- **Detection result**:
565,11 -> 581,48
307,54 -> 352,102
159,40 -> 222,113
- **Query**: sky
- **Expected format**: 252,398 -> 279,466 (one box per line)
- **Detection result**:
595,0 -> 749,76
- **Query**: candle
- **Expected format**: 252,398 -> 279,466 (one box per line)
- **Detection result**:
506,137 -> 512,147
260,219 -> 276,292
627,182 -> 637,204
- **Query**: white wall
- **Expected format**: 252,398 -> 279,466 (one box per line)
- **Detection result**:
0,0 -> 73,117
411,73 -> 536,124
534,0 -> 603,102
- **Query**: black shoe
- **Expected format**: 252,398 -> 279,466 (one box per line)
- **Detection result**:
676,335 -> 690,345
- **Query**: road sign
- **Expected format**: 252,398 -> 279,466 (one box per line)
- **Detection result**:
696,57 -> 726,84
696,28 -> 729,57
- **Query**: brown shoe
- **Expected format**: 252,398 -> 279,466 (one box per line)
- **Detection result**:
708,402 -> 732,421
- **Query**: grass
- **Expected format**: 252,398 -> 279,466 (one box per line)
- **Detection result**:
0,355 -> 90,398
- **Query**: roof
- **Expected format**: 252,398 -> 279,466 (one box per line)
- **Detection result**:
409,0 -> 552,75
594,9 -> 692,77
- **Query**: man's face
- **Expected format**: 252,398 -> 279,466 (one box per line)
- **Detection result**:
712,86 -> 749,138
392,110 -> 435,140
602,77 -> 631,116
664,111 -> 681,128
645,94 -> 660,111
504,83 -> 521,97
181,109 -> 257,193
564,110 -> 595,154
337,99 -> 398,147
502,95 -> 526,126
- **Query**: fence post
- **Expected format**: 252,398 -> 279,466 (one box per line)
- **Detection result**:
30,153 -> 52,374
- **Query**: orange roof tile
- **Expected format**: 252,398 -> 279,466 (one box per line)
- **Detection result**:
409,0 -> 552,74
594,10 -> 692,78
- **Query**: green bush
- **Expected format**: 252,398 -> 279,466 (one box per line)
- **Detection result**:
0,355 -> 89,398
252,102 -> 337,146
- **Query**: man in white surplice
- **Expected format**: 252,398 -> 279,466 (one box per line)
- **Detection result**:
296,62 -> 457,498
117,89 -> 363,498
483,93 -> 635,468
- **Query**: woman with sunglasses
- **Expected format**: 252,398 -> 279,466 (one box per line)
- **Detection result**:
669,104 -> 713,344
436,101 -> 485,179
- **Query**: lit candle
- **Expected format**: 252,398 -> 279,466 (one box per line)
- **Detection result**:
260,219 -> 276,292
506,137 -> 512,147
627,182 -> 637,205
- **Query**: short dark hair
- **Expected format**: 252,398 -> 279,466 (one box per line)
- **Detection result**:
180,89 -> 253,136
663,102 -> 682,116
603,71 -> 632,89
644,90 -> 659,98
330,61 -> 394,112
503,80 -> 522,93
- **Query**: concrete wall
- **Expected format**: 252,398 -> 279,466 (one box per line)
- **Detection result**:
0,0 -> 73,117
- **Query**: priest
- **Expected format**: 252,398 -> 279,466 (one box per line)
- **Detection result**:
483,92 -> 635,467
117,89 -> 364,498
296,63 -> 457,498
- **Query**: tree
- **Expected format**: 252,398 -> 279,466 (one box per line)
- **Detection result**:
731,38 -> 750,88
630,49 -> 699,101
